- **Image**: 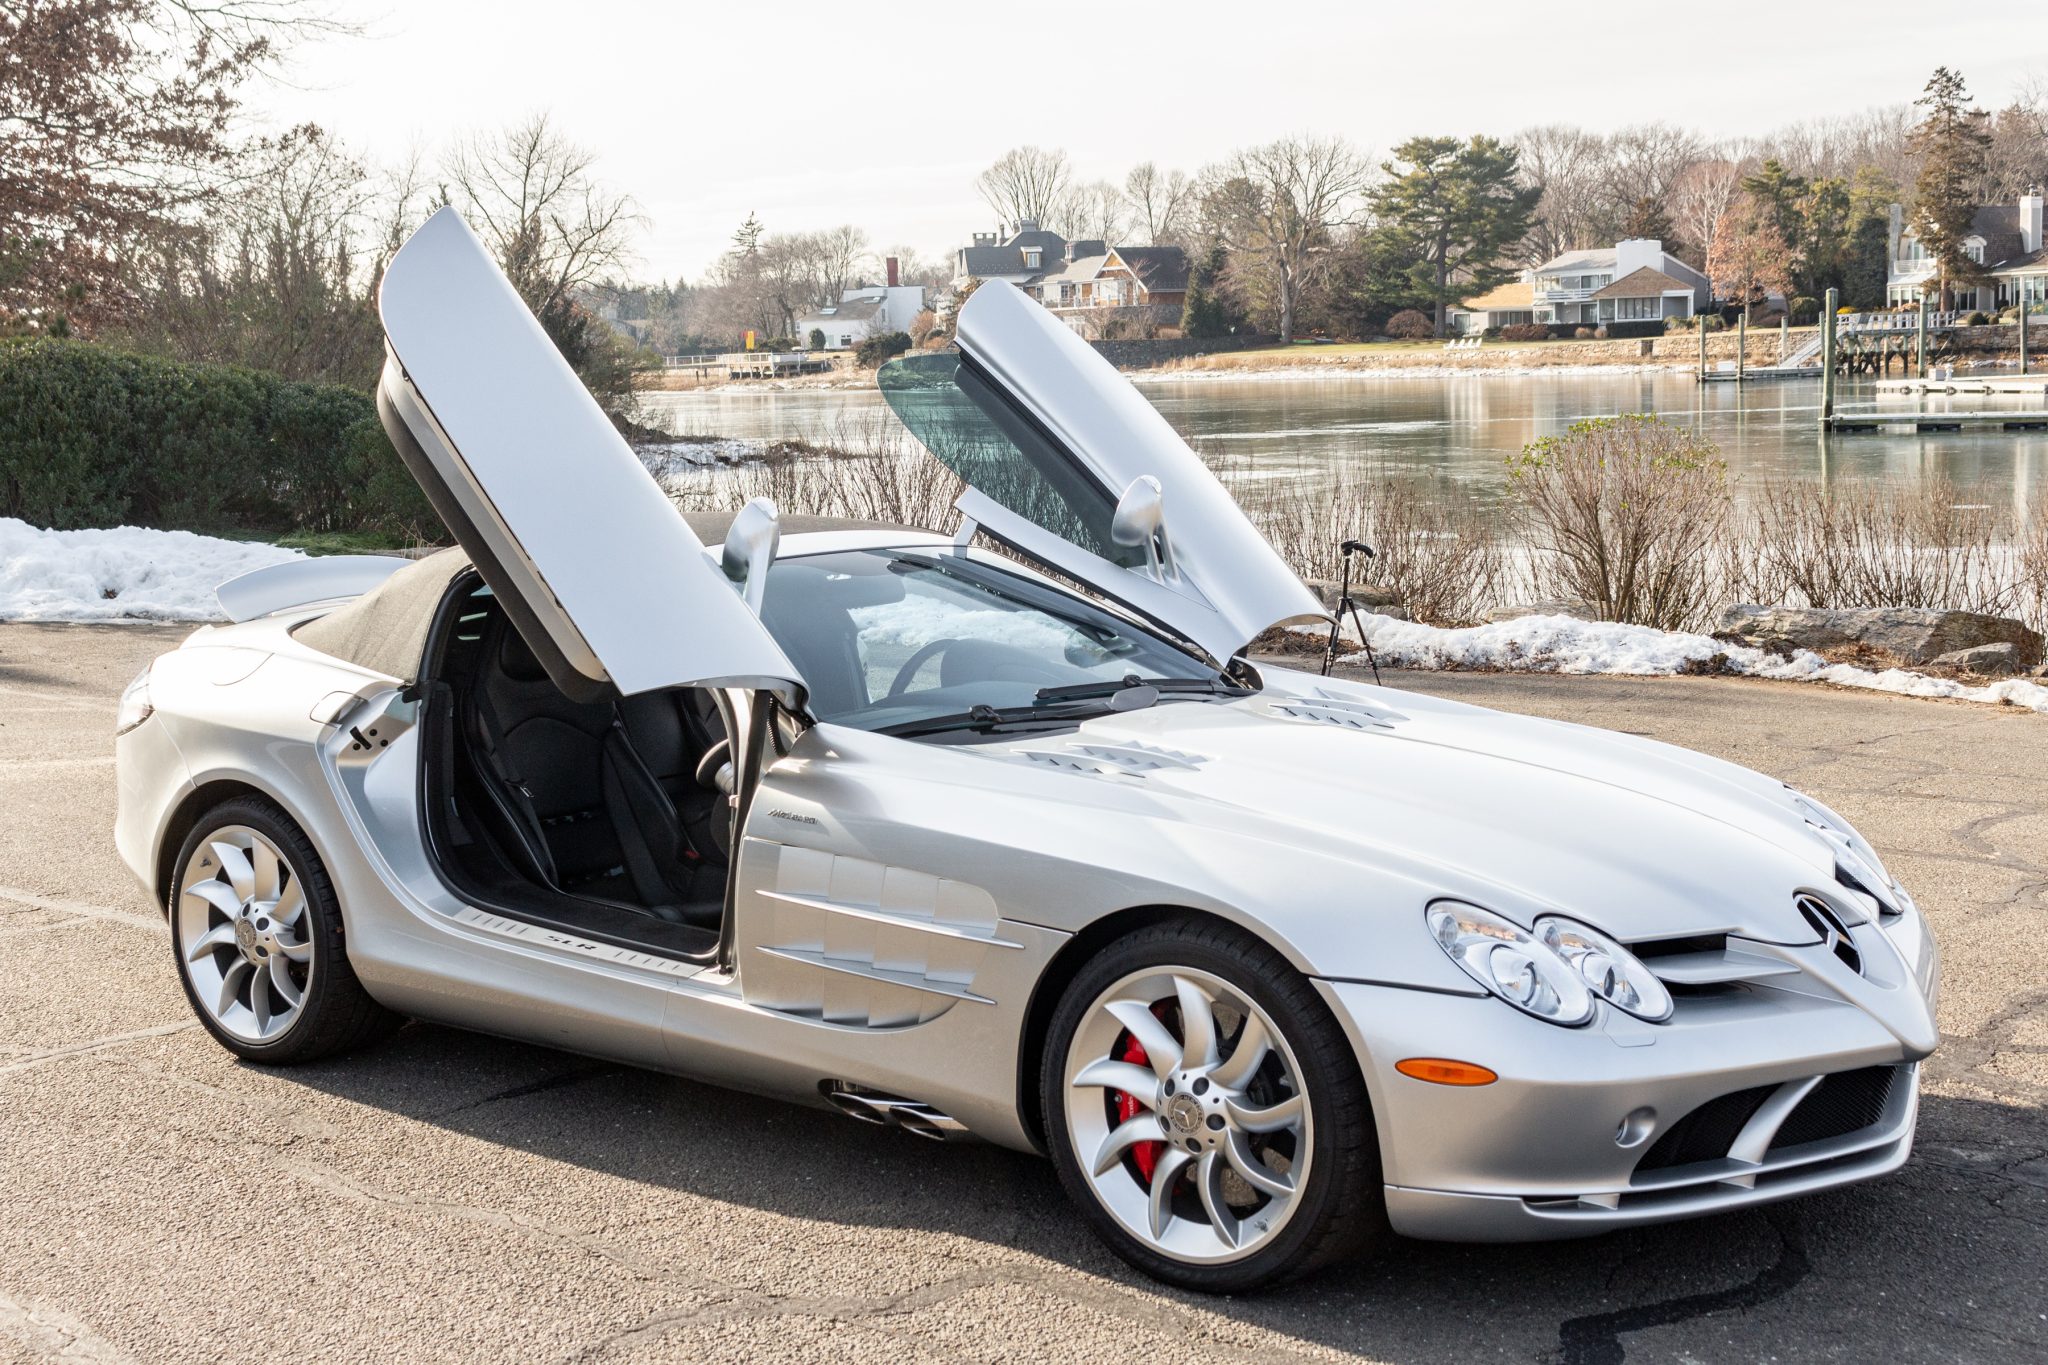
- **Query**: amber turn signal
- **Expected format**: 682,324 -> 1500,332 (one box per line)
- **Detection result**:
1395,1057 -> 1498,1086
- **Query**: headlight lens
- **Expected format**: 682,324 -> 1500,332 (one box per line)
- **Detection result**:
115,667 -> 153,736
1427,902 -> 1594,1027
1535,916 -> 1674,1022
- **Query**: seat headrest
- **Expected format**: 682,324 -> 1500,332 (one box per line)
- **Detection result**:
496,621 -> 551,682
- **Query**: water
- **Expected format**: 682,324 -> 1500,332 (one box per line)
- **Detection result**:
640,371 -> 2048,525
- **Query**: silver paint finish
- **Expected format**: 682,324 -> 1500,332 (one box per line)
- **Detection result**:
175,825 -> 313,1042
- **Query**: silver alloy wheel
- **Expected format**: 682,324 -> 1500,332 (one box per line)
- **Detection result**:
176,825 -> 313,1044
1064,966 -> 1312,1265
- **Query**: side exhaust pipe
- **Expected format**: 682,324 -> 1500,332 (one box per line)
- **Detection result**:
823,1084 -> 969,1141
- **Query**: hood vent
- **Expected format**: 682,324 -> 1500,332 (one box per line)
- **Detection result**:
1263,690 -> 1408,732
1014,739 -> 1208,777
1796,894 -> 1863,975
1631,933 -> 1801,991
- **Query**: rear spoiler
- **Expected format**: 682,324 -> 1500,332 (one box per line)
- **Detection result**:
216,555 -> 409,622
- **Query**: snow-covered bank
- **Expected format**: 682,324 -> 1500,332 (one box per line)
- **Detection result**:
0,519 -> 298,623
635,437 -> 770,472
1146,362 -> 1692,384
1331,612 -> 2048,714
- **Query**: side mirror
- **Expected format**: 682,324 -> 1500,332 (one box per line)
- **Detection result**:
721,497 -> 781,614
1110,475 -> 1175,582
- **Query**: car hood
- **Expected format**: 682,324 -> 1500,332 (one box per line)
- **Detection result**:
980,678 -> 1839,946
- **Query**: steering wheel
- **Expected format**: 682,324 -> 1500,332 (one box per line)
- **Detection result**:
888,638 -> 966,698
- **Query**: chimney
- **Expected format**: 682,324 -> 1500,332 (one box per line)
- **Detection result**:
2023,191 -> 2044,254
886,256 -> 900,288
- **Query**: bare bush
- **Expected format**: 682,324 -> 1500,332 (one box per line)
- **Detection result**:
1232,463 -> 1504,626
1507,415 -> 1729,631
664,409 -> 962,531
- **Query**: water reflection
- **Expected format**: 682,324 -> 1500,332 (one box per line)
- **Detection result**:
640,372 -> 2048,526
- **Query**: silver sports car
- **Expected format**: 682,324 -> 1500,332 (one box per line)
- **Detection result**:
114,208 -> 1940,1292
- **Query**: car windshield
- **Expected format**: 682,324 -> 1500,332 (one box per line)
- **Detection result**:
757,548 -> 1231,734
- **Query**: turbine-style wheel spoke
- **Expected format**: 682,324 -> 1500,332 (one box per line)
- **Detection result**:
1225,1092 -> 1303,1134
1224,1131 -> 1295,1198
271,880 -> 305,929
1195,1150 -> 1243,1249
1173,974 -> 1218,1069
212,841 -> 255,903
268,956 -> 303,1010
216,958 -> 252,1018
1073,1059 -> 1162,1109
277,933 -> 312,964
182,879 -> 242,919
1210,1011 -> 1270,1091
1092,1116 -> 1165,1176
250,840 -> 281,904
1146,1147 -> 1192,1239
1105,1000 -> 1181,1077
248,968 -> 272,1033
185,923 -> 239,963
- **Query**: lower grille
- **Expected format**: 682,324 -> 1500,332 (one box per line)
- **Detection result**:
1770,1065 -> 1901,1151
1634,1084 -> 1776,1172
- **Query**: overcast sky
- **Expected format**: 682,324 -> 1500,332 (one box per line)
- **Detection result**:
257,1 -> 2048,283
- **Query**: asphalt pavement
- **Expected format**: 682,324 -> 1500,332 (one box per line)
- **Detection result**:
1,623 -> 2043,1364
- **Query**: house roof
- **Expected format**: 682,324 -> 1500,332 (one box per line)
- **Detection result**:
1038,254 -> 1107,285
1537,248 -> 1617,272
1064,238 -> 1107,262
956,228 -> 1069,279
1457,280 -> 1534,311
1110,245 -> 1190,294
1992,246 -> 2048,273
1593,267 -> 1693,300
797,295 -> 884,328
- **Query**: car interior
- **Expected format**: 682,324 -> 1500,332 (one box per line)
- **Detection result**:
417,573 -> 736,958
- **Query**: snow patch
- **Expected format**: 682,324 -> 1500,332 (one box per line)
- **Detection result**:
636,438 -> 767,473
0,518 -> 299,623
1326,612 -> 2048,714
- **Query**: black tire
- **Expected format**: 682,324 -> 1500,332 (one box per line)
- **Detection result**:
1040,917 -> 1386,1292
169,796 -> 402,1064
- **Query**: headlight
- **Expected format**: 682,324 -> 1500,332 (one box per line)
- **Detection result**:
1535,916 -> 1674,1022
115,667 -> 153,736
1427,902 -> 1594,1027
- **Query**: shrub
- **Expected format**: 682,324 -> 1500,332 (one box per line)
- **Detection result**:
1961,311 -> 1989,327
807,328 -> 826,350
1790,296 -> 1819,321
1499,322 -> 1550,342
1573,326 -> 1596,340
1701,315 -> 1726,332
1506,414 -> 1729,631
853,330 -> 913,368
0,338 -> 439,538
1384,309 -> 1435,340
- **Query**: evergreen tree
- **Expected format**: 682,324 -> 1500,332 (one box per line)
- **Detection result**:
1369,135 -> 1539,336
1910,67 -> 1994,308
1739,159 -> 1809,254
1620,196 -> 1674,245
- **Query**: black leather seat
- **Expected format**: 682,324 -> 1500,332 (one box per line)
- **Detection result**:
465,619 -> 721,926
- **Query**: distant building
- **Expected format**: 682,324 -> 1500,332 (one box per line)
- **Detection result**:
948,223 -> 1189,336
796,257 -> 926,350
1529,240 -> 1710,326
1887,193 -> 2046,312
1446,279 -> 1535,335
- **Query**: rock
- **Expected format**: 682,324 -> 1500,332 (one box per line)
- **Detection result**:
1930,642 -> 2024,675
1711,604 -> 2044,668
1300,576 -> 1408,620
1484,599 -> 1598,624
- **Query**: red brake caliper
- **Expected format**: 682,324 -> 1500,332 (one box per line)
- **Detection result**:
1115,1025 -> 1166,1182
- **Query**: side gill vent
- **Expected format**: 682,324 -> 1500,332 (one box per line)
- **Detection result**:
1795,894 -> 1863,975
1264,690 -> 1408,731
1015,740 -> 1207,777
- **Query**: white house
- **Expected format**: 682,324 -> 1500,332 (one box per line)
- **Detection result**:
796,260 -> 926,350
1887,193 -> 2047,312
1530,239 -> 1710,326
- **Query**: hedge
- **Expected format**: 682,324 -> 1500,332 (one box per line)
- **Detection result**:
0,338 -> 439,537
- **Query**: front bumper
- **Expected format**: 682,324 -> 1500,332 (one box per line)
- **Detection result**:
1318,925 -> 1937,1242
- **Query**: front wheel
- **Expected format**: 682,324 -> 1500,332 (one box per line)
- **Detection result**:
169,796 -> 400,1064
1041,918 -> 1386,1292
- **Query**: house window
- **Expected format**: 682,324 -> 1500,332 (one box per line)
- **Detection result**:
1024,247 -> 1042,268
1612,296 -> 1661,321
839,335 -> 852,347
1966,240 -> 1984,264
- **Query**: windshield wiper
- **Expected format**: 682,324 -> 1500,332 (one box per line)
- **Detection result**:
879,686 -> 1164,739
1034,674 -> 1251,704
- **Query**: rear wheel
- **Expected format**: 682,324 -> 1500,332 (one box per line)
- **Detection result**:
170,796 -> 400,1063
1041,918 -> 1385,1292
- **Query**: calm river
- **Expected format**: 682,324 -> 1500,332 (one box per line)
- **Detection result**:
640,371 -> 2048,525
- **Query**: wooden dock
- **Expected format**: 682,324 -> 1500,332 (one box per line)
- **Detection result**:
1825,408 -> 2048,432
1873,375 -> 2048,398
1698,365 -> 1819,384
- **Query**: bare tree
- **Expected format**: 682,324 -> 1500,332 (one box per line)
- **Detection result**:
975,146 -> 1071,229
1514,125 -> 1615,261
813,223 -> 872,300
1054,179 -> 1128,243
881,245 -> 953,294
1667,157 -> 1745,267
443,113 -> 640,323
1600,123 -> 1703,230
1123,162 -> 1196,245
1202,135 -> 1371,343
